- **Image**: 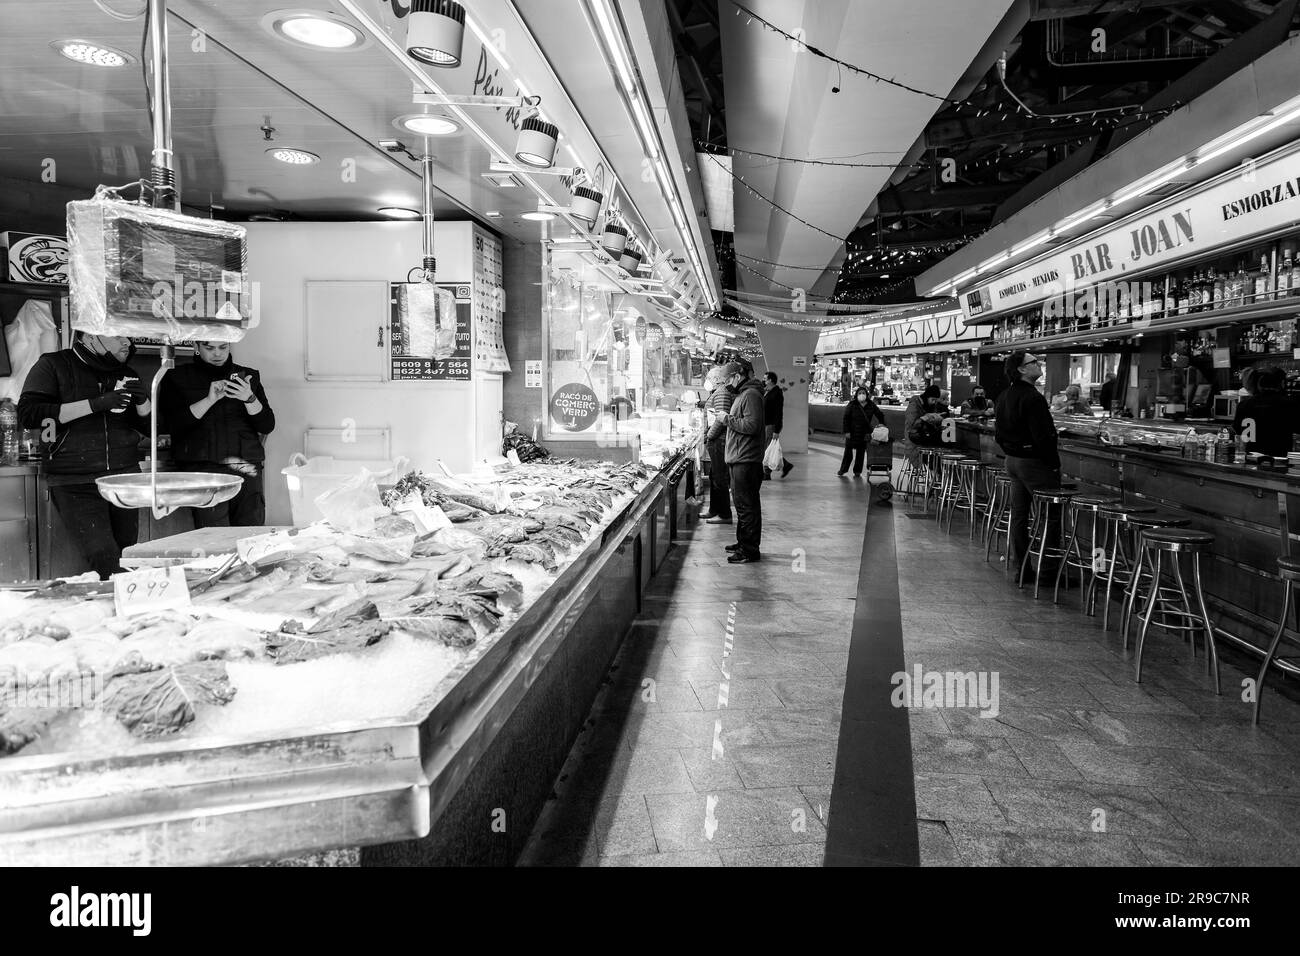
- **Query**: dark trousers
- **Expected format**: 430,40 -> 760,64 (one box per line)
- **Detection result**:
839,437 -> 866,475
1005,455 -> 1061,570
184,463 -> 266,528
729,461 -> 763,557
50,482 -> 139,579
707,437 -> 731,518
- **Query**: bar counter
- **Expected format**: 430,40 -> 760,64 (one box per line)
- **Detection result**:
955,419 -> 1300,660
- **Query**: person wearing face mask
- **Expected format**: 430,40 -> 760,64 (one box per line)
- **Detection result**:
157,340 -> 275,526
839,386 -> 885,478
961,385 -> 995,418
995,351 -> 1062,581
903,384 -> 945,468
18,332 -> 151,578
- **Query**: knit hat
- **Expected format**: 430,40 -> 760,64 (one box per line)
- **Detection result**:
921,384 -> 941,400
720,362 -> 746,379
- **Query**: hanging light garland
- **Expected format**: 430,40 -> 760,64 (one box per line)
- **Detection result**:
698,141 -> 918,169
703,152 -> 848,242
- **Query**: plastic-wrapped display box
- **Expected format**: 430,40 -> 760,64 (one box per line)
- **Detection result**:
66,199 -> 254,343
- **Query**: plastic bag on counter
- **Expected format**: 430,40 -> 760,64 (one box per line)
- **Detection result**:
67,195 -> 254,344
314,467 -> 388,533
0,300 -> 58,404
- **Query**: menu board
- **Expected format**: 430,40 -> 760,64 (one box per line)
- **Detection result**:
389,282 -> 472,380
474,229 -> 511,373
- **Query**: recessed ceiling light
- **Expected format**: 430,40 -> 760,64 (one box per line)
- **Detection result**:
394,113 -> 461,136
266,147 -> 320,165
379,207 -> 423,219
522,211 -> 556,221
263,10 -> 367,51
51,40 -> 135,67
879,274 -> 890,279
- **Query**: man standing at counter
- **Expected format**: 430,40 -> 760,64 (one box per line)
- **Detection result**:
18,332 -> 151,578
702,363 -> 735,524
720,362 -> 765,563
995,351 -> 1061,581
1233,366 -> 1300,457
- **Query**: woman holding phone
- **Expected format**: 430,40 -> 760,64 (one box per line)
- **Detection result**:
158,340 -> 275,527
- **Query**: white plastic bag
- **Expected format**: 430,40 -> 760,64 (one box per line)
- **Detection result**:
763,437 -> 783,471
871,425 -> 890,444
314,468 -> 387,533
0,300 -> 57,404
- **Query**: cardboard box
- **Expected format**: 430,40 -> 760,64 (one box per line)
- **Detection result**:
1,232 -> 68,284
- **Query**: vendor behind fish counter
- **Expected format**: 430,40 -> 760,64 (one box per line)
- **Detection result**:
17,332 -> 151,578
157,340 -> 275,527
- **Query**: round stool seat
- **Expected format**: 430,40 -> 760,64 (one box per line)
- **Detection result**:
1099,504 -> 1157,519
1277,555 -> 1300,579
1127,515 -> 1189,530
1031,488 -> 1076,503
940,453 -> 965,461
1140,527 -> 1213,549
1073,495 -> 1122,508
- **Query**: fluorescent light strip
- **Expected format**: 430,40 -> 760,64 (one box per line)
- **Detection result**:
631,97 -> 661,160
590,0 -> 635,93
465,14 -> 510,72
1198,103 -> 1300,165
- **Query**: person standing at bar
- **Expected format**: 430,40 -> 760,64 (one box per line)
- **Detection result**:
1098,372 -> 1118,414
840,386 -> 885,477
158,340 -> 276,527
1233,365 -> 1300,457
762,371 -> 793,479
995,351 -> 1061,581
720,362 -> 765,563
960,384 -> 995,418
702,362 -> 735,524
18,332 -> 151,578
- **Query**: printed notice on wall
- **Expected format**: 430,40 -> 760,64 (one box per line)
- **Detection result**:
389,282 -> 472,380
525,360 -> 542,388
792,356 -> 807,367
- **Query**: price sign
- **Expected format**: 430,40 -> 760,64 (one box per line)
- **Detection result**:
236,531 -> 298,566
393,496 -> 451,533
114,566 -> 191,617
389,282 -> 473,380
506,448 -> 522,467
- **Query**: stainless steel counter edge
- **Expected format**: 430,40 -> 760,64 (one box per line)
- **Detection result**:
0,457 -> 680,866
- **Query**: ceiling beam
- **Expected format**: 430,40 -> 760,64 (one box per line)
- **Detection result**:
877,184 -> 1021,215
1027,0 -> 1212,20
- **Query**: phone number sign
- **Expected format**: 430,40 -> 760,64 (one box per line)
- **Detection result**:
390,282 -> 473,381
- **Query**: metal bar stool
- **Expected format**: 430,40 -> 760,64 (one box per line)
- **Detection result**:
1254,556 -> 1300,724
985,473 -> 1014,570
897,455 -> 926,506
945,459 -> 982,538
918,447 -> 944,514
935,453 -> 966,524
1131,527 -> 1220,695
1118,514 -> 1191,643
974,465 -> 1004,540
1020,488 -> 1076,598
1088,504 -> 1156,629
1053,494 -> 1123,607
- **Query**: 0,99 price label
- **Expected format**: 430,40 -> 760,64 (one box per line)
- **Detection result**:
113,566 -> 191,617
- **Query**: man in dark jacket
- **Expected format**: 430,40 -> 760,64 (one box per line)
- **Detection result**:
840,386 -> 885,477
762,371 -> 793,479
995,351 -> 1061,581
19,333 -> 151,578
702,364 -> 735,523
720,362 -> 765,563
158,340 -> 275,527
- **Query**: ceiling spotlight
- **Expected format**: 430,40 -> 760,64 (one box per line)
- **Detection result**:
620,247 -> 643,274
406,0 -> 466,67
570,185 -> 603,226
515,116 -> 559,168
378,207 -> 423,219
264,11 -> 367,50
266,147 -> 320,165
51,40 -> 134,67
394,113 -> 461,136
601,222 -> 629,257
522,210 -> 556,221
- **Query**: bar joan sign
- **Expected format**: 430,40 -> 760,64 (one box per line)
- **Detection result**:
961,146 -> 1300,321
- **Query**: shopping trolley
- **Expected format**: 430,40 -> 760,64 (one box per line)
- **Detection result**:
865,439 -> 895,501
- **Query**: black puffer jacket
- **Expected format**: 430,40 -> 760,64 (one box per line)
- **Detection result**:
18,345 -> 149,476
844,398 -> 884,444
158,355 -> 275,465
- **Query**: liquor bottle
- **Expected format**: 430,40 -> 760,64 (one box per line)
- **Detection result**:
1254,255 -> 1273,303
1150,279 -> 1165,317
1175,275 -> 1191,315
1283,248 -> 1299,297
1190,270 -> 1205,312
1211,268 -> 1225,309
1234,265 -> 1249,307
1268,325 -> 1279,353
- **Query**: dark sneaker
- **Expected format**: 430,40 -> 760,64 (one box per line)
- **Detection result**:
837,471 -> 847,478
725,543 -> 742,552
700,512 -> 718,520
727,552 -> 761,564
781,462 -> 794,478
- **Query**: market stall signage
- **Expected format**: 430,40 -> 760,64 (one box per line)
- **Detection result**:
114,566 -> 190,617
549,382 -> 601,431
389,282 -> 473,381
818,310 -> 988,355
525,360 -> 543,387
961,145 -> 1300,322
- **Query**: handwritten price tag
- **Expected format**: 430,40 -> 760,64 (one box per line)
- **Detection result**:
114,566 -> 191,617
236,531 -> 298,566
506,449 -> 522,467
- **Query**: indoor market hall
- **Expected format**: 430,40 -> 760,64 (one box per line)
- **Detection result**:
0,0 -> 1298,895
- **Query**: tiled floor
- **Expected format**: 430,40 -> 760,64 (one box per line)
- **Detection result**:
518,442 -> 1300,866
517,443 -> 862,866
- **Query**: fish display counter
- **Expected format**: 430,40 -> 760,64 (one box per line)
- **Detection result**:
0,449 -> 692,866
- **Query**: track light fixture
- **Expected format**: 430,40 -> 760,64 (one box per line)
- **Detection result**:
515,115 -> 559,168
406,0 -> 465,67
601,221 -> 628,257
570,185 -> 604,226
